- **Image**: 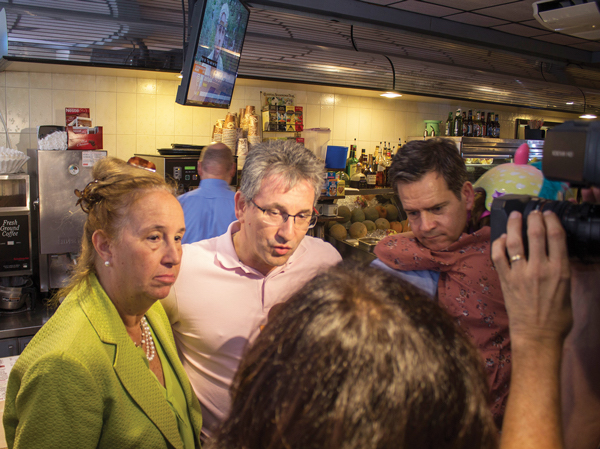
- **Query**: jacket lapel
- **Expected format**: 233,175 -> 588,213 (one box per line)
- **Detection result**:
80,275 -> 183,449
146,306 -> 203,444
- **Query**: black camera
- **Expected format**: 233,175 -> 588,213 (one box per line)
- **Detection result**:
490,121 -> 600,263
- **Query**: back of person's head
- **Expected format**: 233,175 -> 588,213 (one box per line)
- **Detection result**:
389,138 -> 468,200
200,143 -> 234,179
57,157 -> 175,300
239,140 -> 324,205
209,262 -> 498,449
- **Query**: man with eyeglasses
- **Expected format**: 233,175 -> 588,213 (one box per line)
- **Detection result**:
162,140 -> 342,441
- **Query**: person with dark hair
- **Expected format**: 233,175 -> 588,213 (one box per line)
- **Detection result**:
373,137 -> 510,427
178,143 -> 237,243
3,157 -> 203,448
162,139 -> 342,440
207,262 -> 499,449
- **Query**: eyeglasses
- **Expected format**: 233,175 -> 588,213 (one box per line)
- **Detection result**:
250,199 -> 318,229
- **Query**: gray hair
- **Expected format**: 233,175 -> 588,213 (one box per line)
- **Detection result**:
240,140 -> 325,205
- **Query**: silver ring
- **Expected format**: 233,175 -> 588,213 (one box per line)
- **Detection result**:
510,254 -> 524,263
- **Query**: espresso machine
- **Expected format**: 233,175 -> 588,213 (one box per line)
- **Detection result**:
28,149 -> 107,292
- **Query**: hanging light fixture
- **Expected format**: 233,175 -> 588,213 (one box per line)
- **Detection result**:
578,88 -> 597,119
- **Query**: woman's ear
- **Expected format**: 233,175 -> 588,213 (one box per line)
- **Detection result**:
92,230 -> 112,263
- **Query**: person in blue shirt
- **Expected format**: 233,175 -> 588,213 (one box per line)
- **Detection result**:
179,143 -> 237,244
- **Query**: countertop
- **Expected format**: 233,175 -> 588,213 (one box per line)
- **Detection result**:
0,304 -> 55,340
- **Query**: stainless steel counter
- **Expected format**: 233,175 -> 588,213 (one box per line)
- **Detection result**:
326,235 -> 377,264
0,304 -> 54,339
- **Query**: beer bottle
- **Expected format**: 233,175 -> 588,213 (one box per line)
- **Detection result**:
462,112 -> 468,136
486,113 -> 494,138
366,155 -> 377,187
480,111 -> 487,137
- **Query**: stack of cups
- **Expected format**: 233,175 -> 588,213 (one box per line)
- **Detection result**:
247,107 -> 261,149
222,113 -> 238,152
212,120 -> 223,142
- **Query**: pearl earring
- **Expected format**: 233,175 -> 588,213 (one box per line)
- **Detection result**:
104,260 -> 110,267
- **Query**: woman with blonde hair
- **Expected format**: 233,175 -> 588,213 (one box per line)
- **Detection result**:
3,157 -> 202,448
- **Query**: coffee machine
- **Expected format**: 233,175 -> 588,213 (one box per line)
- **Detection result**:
0,173 -> 35,312
28,149 -> 107,292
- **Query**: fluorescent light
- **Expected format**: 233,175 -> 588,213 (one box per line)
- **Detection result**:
579,113 -> 597,119
380,92 -> 402,98
566,101 -> 574,105
178,72 -> 183,79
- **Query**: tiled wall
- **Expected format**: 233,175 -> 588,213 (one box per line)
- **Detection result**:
0,68 -> 581,162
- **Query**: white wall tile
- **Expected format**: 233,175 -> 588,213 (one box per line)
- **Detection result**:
96,76 -> 117,92
346,108 -> 360,141
116,93 -> 137,134
116,134 -> 137,160
193,107 -> 213,137
117,77 -> 137,93
307,91 -> 322,105
157,79 -> 178,97
137,94 -> 156,136
359,96 -> 373,109
6,72 -> 29,88
358,109 -> 372,142
137,78 -> 157,95
30,89 -> 53,130
156,95 -> 175,136
0,72 -> 6,87
174,103 -> 193,137
305,104 -> 320,128
30,73 -> 52,89
102,134 -> 117,158
156,135 -> 174,149
320,105 -> 334,130
347,95 -> 361,108
96,92 -> 117,135
332,106 -> 347,141
6,88 -> 29,133
137,134 -> 156,154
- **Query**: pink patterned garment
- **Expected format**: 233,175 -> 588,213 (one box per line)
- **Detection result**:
374,226 -> 510,428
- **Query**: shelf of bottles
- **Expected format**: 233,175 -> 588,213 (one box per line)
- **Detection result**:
444,109 -> 500,138
345,140 -> 397,190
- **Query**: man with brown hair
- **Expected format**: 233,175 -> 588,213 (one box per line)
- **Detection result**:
373,137 -> 510,428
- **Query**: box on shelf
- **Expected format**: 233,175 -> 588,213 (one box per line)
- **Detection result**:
67,126 -> 103,150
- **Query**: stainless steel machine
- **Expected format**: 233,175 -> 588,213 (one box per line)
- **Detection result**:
28,149 -> 107,292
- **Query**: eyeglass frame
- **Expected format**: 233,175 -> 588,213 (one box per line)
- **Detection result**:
250,199 -> 319,229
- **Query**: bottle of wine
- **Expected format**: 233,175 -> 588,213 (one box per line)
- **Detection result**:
481,111 -> 487,137
445,112 -> 453,136
474,111 -> 482,137
376,146 -> 386,187
462,112 -> 468,136
486,112 -> 493,138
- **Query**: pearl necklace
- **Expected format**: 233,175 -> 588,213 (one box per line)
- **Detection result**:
137,316 -> 156,361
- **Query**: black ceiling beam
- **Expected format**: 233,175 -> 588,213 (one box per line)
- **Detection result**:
247,0 -> 593,65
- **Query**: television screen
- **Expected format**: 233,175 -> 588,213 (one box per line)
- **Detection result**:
176,0 -> 250,108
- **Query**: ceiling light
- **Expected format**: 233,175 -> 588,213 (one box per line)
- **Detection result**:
178,72 -> 183,79
380,92 -> 402,98
566,101 -> 574,105
579,113 -> 597,119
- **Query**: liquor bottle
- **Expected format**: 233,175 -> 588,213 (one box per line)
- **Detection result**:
466,110 -> 474,137
366,155 -> 377,187
453,109 -> 462,136
350,138 -> 357,155
462,112 -> 468,136
475,111 -> 482,137
346,148 -> 358,178
481,111 -> 487,137
493,114 -> 500,138
486,113 -> 494,138
357,149 -> 367,173
376,146 -> 386,187
445,112 -> 453,136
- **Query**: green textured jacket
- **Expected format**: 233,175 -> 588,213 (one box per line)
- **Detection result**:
2,274 -> 203,449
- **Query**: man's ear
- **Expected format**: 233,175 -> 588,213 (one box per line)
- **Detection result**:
92,230 -> 112,263
197,162 -> 204,178
462,181 -> 475,211
234,191 -> 247,221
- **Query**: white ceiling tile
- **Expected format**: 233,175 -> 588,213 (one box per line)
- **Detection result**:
424,0 -> 514,11
477,1 -> 540,22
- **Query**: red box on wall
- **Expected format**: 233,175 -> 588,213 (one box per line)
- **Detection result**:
67,126 -> 103,150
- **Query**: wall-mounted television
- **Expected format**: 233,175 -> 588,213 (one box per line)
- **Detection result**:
176,0 -> 250,108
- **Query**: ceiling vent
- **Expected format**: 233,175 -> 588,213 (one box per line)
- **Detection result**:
533,0 -> 600,40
